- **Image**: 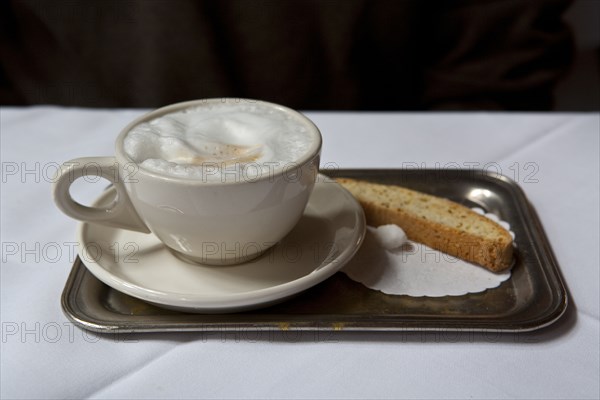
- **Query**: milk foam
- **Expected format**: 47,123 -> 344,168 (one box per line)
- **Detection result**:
123,102 -> 315,181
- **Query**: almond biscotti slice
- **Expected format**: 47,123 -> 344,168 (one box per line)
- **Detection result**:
337,178 -> 513,272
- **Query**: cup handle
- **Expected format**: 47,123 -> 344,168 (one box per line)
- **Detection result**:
52,156 -> 151,233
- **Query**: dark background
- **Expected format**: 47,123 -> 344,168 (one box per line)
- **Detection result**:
554,0 -> 600,111
1,0 -> 598,111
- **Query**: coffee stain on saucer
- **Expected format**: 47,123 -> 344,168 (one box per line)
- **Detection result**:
278,322 -> 290,331
332,322 -> 345,331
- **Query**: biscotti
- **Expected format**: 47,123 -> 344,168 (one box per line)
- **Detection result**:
337,178 -> 513,272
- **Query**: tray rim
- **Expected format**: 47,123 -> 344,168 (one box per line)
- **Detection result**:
61,169 -> 568,333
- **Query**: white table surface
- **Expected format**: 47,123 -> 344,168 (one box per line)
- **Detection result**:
1,107 -> 598,399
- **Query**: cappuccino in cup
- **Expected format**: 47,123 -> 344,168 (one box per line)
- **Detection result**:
124,101 -> 316,182
53,99 -> 322,265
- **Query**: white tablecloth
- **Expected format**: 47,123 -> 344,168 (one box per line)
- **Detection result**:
1,107 -> 598,399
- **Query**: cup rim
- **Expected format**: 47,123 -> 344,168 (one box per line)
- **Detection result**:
114,98 -> 322,185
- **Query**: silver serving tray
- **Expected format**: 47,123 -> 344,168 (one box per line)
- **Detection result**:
61,169 -> 567,333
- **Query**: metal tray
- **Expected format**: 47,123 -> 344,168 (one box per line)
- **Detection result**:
62,169 -> 568,333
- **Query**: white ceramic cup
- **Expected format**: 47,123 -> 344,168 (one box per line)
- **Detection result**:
53,99 -> 322,265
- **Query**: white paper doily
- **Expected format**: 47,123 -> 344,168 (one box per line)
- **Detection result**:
341,208 -> 514,297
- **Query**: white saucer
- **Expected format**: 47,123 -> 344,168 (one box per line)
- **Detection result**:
76,176 -> 366,313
